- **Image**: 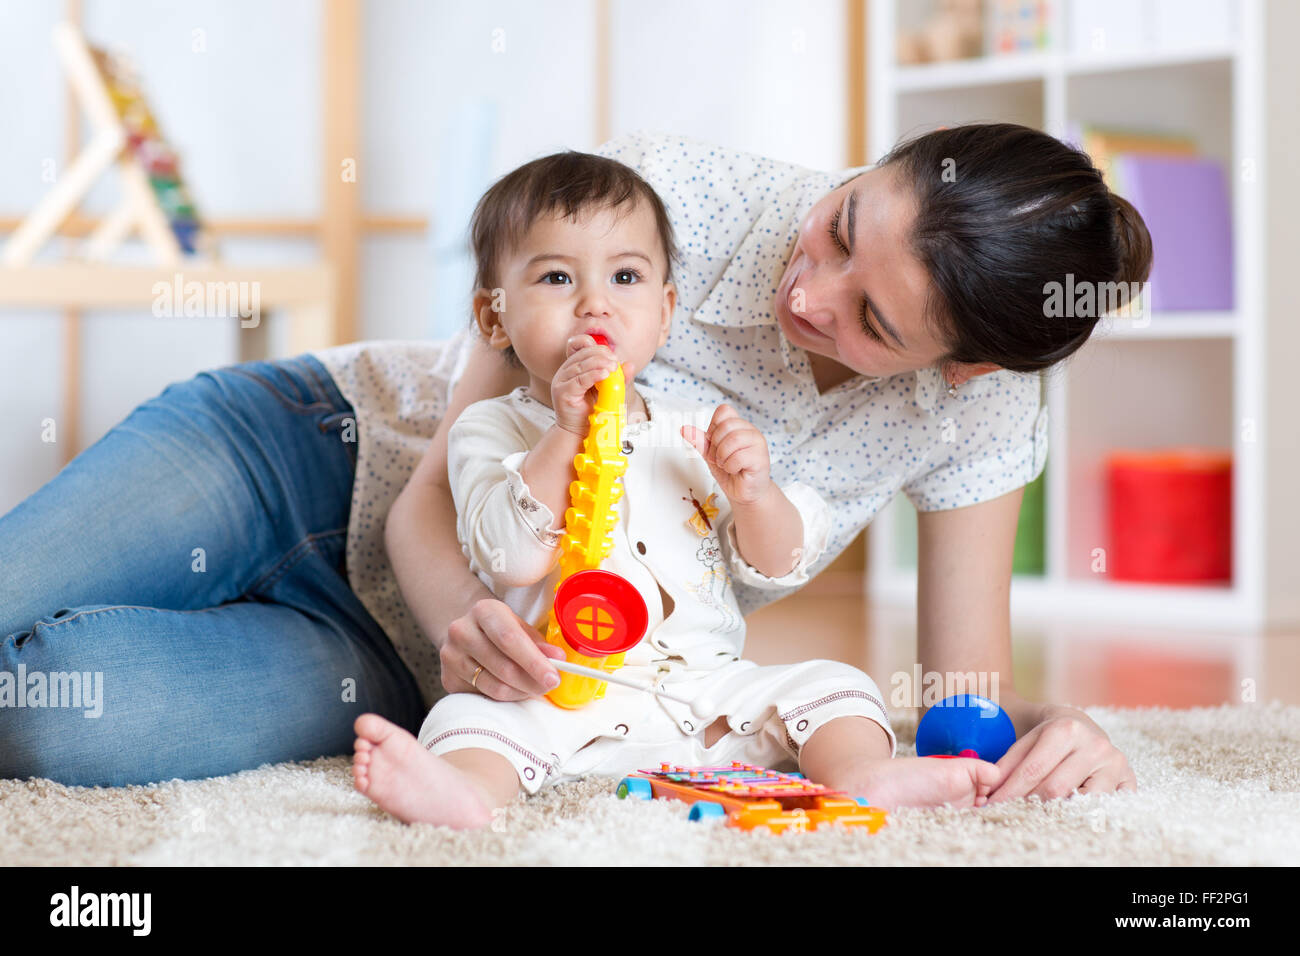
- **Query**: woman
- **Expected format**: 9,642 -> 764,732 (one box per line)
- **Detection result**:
0,124 -> 1147,797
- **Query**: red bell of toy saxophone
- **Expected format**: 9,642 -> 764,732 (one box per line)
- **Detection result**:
544,336 -> 648,708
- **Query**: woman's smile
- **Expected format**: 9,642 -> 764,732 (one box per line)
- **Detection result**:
776,245 -> 845,355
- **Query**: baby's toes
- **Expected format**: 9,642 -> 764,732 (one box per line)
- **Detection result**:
933,758 -> 989,807
352,747 -> 373,778
970,758 -> 1004,794
951,759 -> 1000,803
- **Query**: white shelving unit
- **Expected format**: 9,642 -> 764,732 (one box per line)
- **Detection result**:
864,0 -> 1286,635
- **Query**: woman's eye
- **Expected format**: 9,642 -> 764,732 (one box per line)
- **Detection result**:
613,269 -> 642,284
828,207 -> 849,256
859,299 -> 882,341
541,271 -> 571,284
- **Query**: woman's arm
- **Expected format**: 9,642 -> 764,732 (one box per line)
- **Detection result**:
915,485 -> 1136,800
384,341 -> 563,702
916,486 -> 1033,728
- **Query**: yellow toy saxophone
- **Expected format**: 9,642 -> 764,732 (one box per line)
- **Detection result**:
543,347 -> 648,709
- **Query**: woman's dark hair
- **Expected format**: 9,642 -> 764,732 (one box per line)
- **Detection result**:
468,150 -> 679,367
877,122 -> 1153,375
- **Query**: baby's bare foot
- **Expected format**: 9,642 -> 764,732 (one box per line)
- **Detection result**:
352,714 -> 494,828
826,755 -> 1003,810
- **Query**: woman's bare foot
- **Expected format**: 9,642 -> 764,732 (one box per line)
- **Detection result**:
352,714 -> 495,828
824,755 -> 1004,811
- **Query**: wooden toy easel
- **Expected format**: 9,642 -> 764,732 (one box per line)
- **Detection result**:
0,20 -> 335,467
3,22 -> 208,266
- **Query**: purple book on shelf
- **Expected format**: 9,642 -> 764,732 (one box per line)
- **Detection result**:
1111,154 -> 1234,311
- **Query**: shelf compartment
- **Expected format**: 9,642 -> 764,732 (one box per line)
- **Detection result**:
1095,311 -> 1237,340
1062,337 -> 1236,587
893,52 -> 1054,91
898,78 -> 1044,140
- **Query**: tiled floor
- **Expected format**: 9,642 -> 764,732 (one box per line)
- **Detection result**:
744,577 -> 1300,710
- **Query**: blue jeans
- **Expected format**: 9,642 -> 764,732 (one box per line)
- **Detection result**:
0,353 -> 426,786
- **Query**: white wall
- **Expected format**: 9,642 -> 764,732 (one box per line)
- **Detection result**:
609,0 -> 847,171
0,0 -> 850,513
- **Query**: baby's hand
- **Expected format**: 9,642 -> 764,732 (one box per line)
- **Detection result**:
551,335 -> 625,436
681,404 -> 773,507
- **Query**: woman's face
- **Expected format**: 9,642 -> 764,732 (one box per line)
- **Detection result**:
774,162 -> 955,381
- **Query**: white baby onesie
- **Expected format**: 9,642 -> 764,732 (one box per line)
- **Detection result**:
418,384 -> 896,793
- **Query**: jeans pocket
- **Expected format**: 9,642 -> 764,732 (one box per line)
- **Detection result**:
318,410 -> 358,468
226,363 -> 333,414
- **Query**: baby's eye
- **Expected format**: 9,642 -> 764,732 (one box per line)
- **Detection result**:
613,269 -> 642,285
541,271 -> 571,285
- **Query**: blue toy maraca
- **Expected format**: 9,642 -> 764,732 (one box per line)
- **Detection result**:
915,693 -> 1017,762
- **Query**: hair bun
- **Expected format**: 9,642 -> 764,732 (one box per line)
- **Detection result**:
1111,194 -> 1153,286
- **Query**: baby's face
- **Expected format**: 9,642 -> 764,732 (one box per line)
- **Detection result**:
484,198 -> 675,385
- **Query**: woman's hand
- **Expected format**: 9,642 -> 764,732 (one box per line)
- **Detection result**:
681,404 -> 773,507
440,598 -> 565,701
985,702 -> 1137,803
914,491 -> 1135,803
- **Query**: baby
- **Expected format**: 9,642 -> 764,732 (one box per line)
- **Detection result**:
352,150 -> 1001,827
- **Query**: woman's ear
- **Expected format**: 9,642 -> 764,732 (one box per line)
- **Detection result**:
657,281 -> 677,348
472,287 -> 513,352
945,360 -> 1004,387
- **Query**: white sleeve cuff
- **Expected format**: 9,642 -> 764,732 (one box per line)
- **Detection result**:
501,450 -> 564,549
725,481 -> 831,589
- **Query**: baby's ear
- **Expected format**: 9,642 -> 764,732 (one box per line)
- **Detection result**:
658,281 -> 676,347
472,288 -> 512,351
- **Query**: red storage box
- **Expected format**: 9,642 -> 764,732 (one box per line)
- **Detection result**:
1106,448 -> 1232,583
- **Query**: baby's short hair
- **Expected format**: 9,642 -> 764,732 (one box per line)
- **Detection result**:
468,150 -> 679,367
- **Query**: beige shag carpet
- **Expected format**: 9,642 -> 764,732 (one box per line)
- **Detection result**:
3,703 -> 1297,866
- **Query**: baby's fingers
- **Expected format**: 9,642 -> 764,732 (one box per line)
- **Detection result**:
680,424 -> 710,458
566,333 -> 599,356
565,345 -> 619,373
702,414 -> 752,448
709,403 -> 741,427
572,361 -> 615,391
557,352 -> 617,390
711,429 -> 762,474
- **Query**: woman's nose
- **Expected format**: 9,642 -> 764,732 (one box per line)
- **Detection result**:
791,285 -> 831,330
795,305 -> 833,333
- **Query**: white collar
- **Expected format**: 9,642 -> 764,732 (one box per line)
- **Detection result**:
913,364 -> 947,415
